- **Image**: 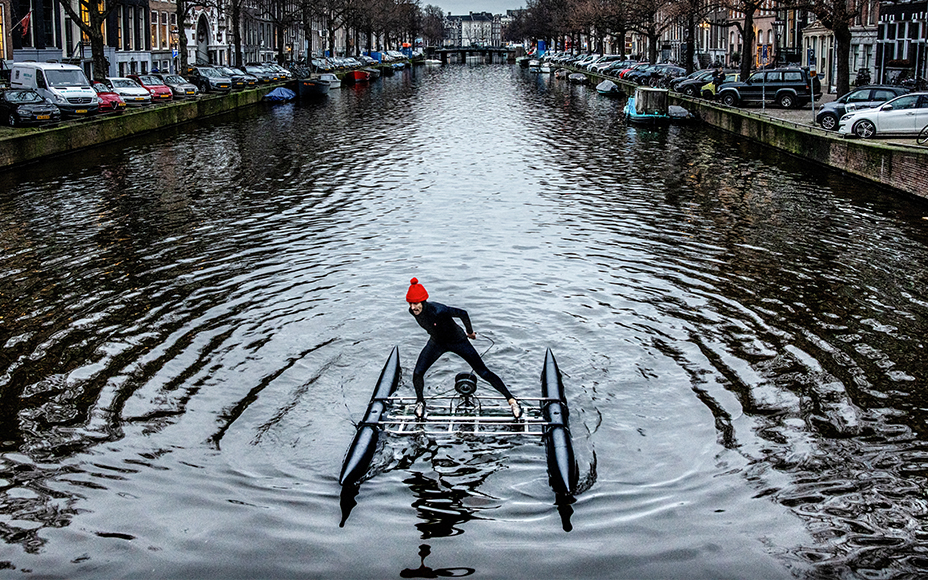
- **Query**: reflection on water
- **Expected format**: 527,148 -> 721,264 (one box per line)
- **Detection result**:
0,64 -> 927,578
401,544 -> 474,578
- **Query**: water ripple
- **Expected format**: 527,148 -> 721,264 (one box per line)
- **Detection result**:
0,65 -> 927,578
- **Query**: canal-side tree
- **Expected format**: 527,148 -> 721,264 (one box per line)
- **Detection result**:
421,4 -> 445,47
384,0 -> 422,49
524,0 -> 570,52
56,0 -> 119,79
718,0 -> 764,77
677,0 -> 715,73
256,0 -> 303,63
599,0 -> 633,58
503,9 -> 528,46
788,0 -> 870,96
627,0 -> 683,63
228,0 -> 249,66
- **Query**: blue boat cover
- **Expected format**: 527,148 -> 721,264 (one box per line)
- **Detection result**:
264,87 -> 295,102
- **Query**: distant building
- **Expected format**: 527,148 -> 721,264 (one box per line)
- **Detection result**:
445,12 -> 501,48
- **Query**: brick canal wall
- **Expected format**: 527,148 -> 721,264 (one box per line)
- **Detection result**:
0,86 -> 272,169
674,96 -> 928,202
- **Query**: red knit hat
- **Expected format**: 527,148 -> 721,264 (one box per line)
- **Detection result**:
406,278 -> 429,303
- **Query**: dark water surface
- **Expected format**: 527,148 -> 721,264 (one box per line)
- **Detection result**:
1,65 -> 928,578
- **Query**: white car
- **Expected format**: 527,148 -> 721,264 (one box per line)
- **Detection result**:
837,92 -> 928,138
104,77 -> 152,106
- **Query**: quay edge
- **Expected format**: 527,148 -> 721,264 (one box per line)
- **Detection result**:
674,95 -> 928,202
0,86 -> 276,170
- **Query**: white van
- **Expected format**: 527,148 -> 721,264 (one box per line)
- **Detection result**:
10,62 -> 99,116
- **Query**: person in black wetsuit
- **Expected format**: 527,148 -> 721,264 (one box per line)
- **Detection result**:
405,277 -> 521,420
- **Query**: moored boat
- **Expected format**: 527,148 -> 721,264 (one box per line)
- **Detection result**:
297,78 -> 330,99
596,79 -> 622,96
568,73 -> 588,84
343,70 -> 371,84
363,67 -> 381,80
318,72 -> 341,89
624,86 -> 671,124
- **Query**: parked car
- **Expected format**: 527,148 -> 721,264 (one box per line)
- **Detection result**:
717,67 -> 822,108
624,64 -> 662,85
104,77 -> 152,106
701,72 -> 740,98
186,66 -> 232,93
219,67 -> 258,89
616,62 -> 649,80
603,60 -> 639,77
837,92 -> 928,138
154,73 -> 200,98
92,82 -> 127,113
0,88 -> 61,126
670,69 -> 714,93
244,65 -> 275,83
590,55 -> 624,73
312,58 -> 335,72
9,62 -> 99,117
127,74 -> 173,102
265,63 -> 292,80
816,85 -> 909,130
648,65 -> 685,87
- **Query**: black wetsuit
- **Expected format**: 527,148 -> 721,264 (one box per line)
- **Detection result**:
410,301 -> 513,403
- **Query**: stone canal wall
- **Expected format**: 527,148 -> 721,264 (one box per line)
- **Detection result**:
0,86 -> 272,169
676,96 -> 928,202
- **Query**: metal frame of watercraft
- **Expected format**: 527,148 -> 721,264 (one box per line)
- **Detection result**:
338,347 -> 578,500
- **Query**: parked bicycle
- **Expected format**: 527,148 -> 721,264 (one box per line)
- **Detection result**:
918,124 -> 928,146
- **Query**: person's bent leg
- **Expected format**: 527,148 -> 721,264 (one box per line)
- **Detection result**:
450,339 -> 514,401
413,339 -> 446,404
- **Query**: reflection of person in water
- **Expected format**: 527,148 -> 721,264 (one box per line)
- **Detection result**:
400,544 -> 475,578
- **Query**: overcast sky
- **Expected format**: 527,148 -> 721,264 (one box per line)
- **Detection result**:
433,0 -> 524,16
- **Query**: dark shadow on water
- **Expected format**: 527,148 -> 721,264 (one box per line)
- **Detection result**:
556,494 -> 575,532
400,544 -> 475,578
338,484 -> 359,527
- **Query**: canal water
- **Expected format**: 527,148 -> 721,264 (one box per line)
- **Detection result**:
1,65 -> 927,579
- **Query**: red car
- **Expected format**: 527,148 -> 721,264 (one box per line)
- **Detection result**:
92,82 -> 127,113
127,74 -> 173,102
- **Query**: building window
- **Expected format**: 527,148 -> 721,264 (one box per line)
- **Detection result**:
161,12 -> 168,48
43,0 -> 56,47
151,10 -> 157,48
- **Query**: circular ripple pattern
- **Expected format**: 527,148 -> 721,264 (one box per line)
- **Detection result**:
0,65 -> 927,578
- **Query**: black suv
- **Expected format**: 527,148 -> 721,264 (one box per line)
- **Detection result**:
717,67 -> 822,108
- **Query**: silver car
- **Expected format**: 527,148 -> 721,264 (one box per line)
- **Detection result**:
104,77 -> 151,106
837,92 -> 928,138
156,73 -> 200,99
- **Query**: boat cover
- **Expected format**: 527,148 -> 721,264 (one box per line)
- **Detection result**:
264,87 -> 296,102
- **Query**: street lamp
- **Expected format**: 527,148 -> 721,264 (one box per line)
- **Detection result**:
170,25 -> 178,73
699,21 -> 710,67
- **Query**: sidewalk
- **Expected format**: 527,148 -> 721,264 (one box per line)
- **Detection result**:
744,92 -> 922,146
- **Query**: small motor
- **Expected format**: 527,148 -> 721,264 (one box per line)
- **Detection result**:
454,372 -> 477,396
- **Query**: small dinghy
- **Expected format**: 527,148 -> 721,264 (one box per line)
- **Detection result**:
568,73 -> 588,84
263,87 -> 295,102
596,79 -> 622,96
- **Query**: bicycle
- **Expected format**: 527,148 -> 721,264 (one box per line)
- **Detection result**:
917,123 -> 928,146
